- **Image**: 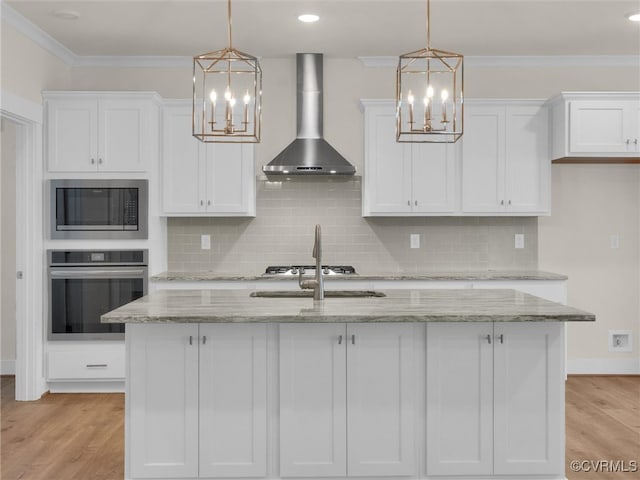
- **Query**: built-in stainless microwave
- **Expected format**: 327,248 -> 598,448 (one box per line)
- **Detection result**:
50,179 -> 148,239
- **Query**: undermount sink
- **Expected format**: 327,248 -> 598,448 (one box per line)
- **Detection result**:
250,290 -> 386,298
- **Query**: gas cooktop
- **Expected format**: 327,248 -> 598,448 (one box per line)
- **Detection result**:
264,265 -> 357,276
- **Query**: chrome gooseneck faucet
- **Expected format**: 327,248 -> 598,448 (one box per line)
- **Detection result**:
298,224 -> 324,300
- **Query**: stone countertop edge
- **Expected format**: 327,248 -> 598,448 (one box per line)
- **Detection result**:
150,270 -> 569,282
101,288 -> 595,324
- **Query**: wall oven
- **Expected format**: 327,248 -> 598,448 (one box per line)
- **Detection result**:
50,179 -> 148,239
48,250 -> 148,341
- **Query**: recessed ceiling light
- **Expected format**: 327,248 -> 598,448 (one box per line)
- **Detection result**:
298,14 -> 320,23
626,12 -> 640,22
51,9 -> 80,20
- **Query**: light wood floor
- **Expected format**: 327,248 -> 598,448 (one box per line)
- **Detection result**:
1,375 -> 639,480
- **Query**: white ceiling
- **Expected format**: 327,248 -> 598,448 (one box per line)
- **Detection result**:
5,0 -> 640,59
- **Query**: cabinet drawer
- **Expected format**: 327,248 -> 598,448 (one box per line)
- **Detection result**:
48,348 -> 125,380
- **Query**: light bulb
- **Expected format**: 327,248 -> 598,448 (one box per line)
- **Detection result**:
423,96 -> 429,106
243,91 -> 251,105
224,87 -> 232,101
441,89 -> 449,102
407,90 -> 414,105
209,89 -> 217,104
426,85 -> 434,98
229,97 -> 237,107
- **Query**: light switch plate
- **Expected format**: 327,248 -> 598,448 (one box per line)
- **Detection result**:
410,234 -> 420,249
514,234 -> 525,249
201,234 -> 211,250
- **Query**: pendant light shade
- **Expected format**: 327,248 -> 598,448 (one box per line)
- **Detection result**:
396,0 -> 463,143
193,0 -> 262,143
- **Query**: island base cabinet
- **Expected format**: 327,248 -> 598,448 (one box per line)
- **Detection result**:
126,323 -> 267,479
279,323 -> 415,478
426,322 -> 564,478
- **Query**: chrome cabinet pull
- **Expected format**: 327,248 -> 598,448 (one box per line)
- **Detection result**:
496,334 -> 504,344
86,364 -> 107,368
189,335 -> 193,346
407,200 -> 410,206
627,139 -> 631,145
200,200 -> 204,206
338,335 -> 343,345
351,334 -> 356,345
202,335 -> 207,345
635,139 -> 638,145
207,200 -> 211,206
508,200 -> 512,206
486,334 -> 492,344
414,200 -> 418,206
90,158 -> 96,164
98,158 -> 103,164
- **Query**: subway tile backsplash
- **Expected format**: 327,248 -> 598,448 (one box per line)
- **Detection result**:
167,177 -> 537,274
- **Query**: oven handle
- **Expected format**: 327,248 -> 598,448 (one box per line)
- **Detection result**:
50,269 -> 146,278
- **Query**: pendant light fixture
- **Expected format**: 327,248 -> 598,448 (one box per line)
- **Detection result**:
396,0 -> 463,143
193,0 -> 262,143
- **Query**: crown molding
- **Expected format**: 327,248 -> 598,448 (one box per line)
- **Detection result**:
3,3 -> 638,70
1,2 -> 77,65
358,55 -> 640,68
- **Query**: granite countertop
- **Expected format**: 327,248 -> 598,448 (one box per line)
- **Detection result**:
102,288 -> 594,324
150,270 -> 568,282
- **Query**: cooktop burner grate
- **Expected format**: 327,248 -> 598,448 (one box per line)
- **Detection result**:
264,265 -> 356,275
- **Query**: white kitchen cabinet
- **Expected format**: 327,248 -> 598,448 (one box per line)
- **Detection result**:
361,100 -> 456,215
279,323 -> 415,478
461,101 -> 549,214
44,92 -> 158,172
162,101 -> 255,216
126,323 -> 267,479
548,92 -> 640,160
279,324 -> 347,477
427,322 -> 564,477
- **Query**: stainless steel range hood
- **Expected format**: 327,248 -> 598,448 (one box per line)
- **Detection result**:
263,53 -> 356,176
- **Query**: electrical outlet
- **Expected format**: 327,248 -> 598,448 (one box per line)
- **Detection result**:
609,330 -> 632,352
514,234 -> 525,249
201,234 -> 211,250
410,234 -> 420,249
610,234 -> 620,249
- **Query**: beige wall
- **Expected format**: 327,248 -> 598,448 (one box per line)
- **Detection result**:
539,166 -> 640,368
0,21 -> 72,102
1,119 -> 17,366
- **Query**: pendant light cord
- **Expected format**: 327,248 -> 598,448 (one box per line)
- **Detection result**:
227,0 -> 233,49
426,0 -> 431,50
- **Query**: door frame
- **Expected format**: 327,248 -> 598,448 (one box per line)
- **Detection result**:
1,90 -> 47,401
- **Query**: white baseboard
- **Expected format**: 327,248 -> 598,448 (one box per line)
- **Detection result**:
568,358 -> 640,375
47,381 -> 124,393
0,360 -> 16,375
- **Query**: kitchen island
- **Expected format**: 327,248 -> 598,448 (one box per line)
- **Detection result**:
103,288 -> 594,480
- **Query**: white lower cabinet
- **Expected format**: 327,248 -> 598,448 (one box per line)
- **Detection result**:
126,323 -> 267,479
279,323 -> 415,477
426,322 -> 564,477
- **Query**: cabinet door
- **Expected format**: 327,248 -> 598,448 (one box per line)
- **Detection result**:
199,324 -> 267,477
127,324 -> 199,479
504,106 -> 548,213
364,108 -> 412,214
462,106 -> 505,212
279,324 -> 347,477
203,143 -> 255,215
426,323 -> 493,476
162,105 -> 205,213
493,322 -> 564,476
98,99 -> 148,172
347,323 -> 415,476
46,99 -> 98,172
411,143 -> 456,213
569,101 -> 629,153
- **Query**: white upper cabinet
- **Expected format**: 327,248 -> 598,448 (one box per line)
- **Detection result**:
45,92 -> 158,173
162,101 -> 256,216
462,101 -> 549,215
548,92 -> 640,160
361,99 -> 548,216
362,100 -> 457,216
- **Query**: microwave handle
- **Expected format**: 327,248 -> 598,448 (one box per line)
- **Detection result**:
50,269 -> 146,278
